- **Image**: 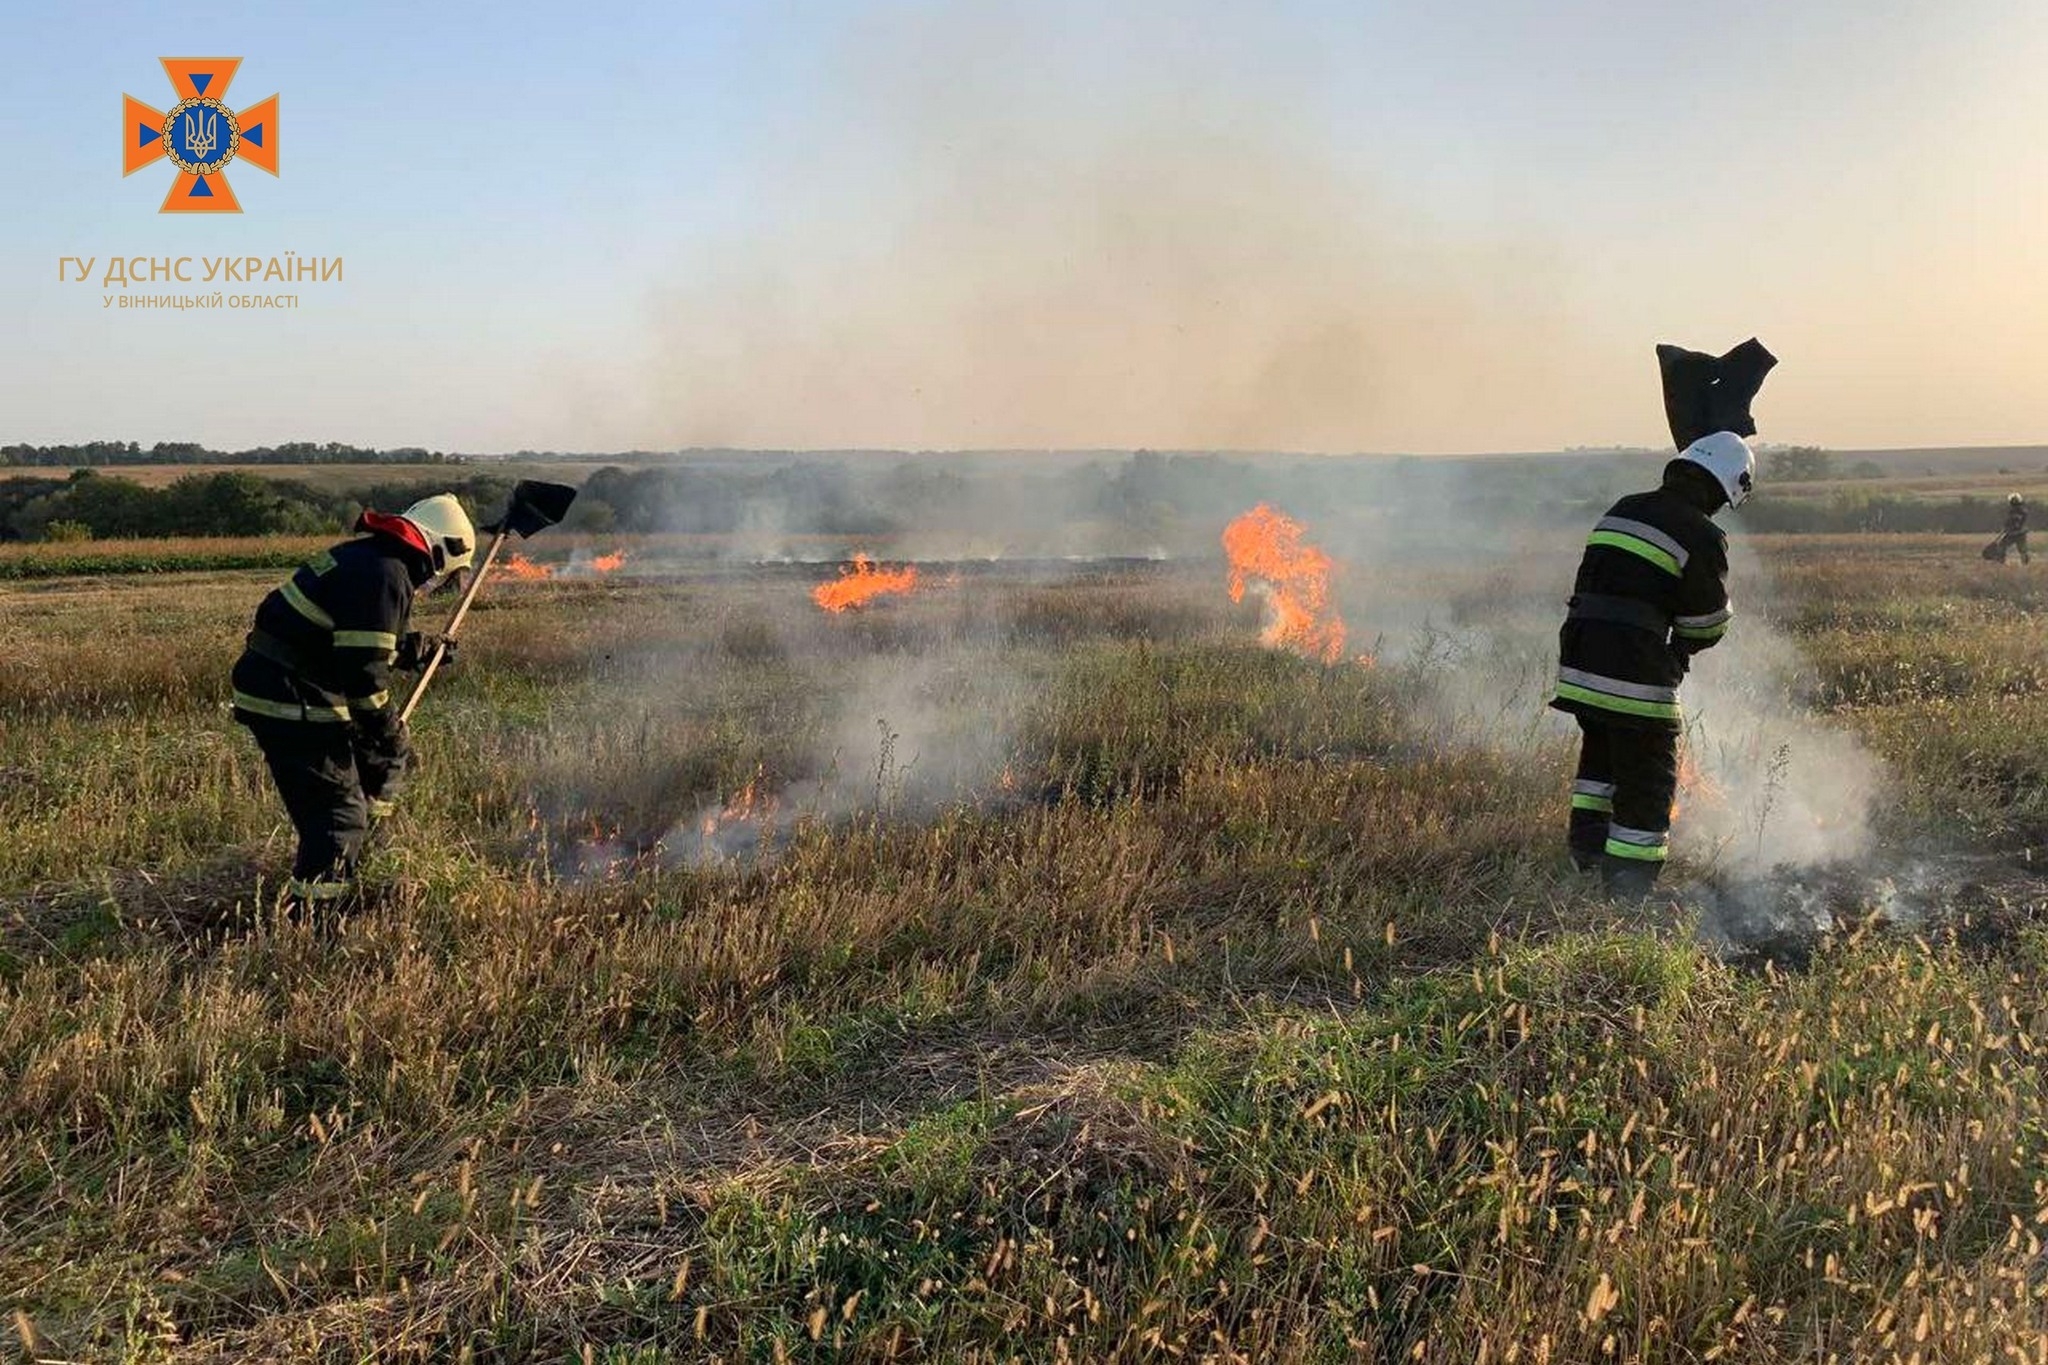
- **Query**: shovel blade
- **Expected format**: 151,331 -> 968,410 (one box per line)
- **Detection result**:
499,480 -> 578,538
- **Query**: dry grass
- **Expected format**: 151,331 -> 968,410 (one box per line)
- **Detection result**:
4,539 -> 2047,1361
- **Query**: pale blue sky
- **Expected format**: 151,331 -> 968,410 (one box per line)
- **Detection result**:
4,1 -> 2046,453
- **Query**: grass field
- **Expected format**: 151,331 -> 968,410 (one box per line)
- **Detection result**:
4,531 -> 2047,1361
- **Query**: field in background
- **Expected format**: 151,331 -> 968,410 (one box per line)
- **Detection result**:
4,535 -> 2048,1360
11,446 -> 2048,555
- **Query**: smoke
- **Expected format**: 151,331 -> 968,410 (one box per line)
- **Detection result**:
1672,533 -> 1883,871
551,586 -> 1033,882
644,0 -> 1595,454
1309,488 -> 1888,895
555,0 -> 1895,911
678,652 -> 1018,866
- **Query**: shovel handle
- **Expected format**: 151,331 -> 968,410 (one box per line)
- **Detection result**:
399,528 -> 507,723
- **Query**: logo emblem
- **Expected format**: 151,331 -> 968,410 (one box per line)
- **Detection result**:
123,59 -> 278,213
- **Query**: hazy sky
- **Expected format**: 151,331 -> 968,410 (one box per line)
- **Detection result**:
4,0 -> 2047,454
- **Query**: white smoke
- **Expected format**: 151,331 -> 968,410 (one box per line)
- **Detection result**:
1316,490 -> 1889,887
1675,532 -> 1884,872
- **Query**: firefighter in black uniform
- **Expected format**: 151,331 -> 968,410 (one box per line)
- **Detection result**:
1551,339 -> 1776,895
231,495 -> 475,905
1998,495 -> 2030,564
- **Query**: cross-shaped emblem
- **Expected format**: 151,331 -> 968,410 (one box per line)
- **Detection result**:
124,59 -> 278,213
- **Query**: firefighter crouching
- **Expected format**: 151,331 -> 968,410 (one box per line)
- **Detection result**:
1552,337 -> 1775,897
231,495 -> 474,906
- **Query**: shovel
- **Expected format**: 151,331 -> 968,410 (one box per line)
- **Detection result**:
399,479 -> 578,723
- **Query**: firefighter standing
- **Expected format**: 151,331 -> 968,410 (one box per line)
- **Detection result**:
1552,339 -> 1775,896
231,495 -> 475,905
1998,494 -> 2030,564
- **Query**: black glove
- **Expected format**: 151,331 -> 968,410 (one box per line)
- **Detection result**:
396,631 -> 457,672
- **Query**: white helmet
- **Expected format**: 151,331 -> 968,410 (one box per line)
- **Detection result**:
400,494 -> 477,574
1678,431 -> 1756,508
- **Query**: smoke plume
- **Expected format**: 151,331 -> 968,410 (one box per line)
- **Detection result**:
644,1 -> 1595,453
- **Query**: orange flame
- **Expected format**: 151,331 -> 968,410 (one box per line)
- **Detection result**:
812,554 -> 920,612
1222,505 -> 1347,664
590,550 -> 627,573
1673,745 -> 1725,820
502,553 -> 555,581
701,773 -> 779,845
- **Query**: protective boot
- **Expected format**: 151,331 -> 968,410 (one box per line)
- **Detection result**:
1601,855 -> 1663,901
1567,814 -> 1608,874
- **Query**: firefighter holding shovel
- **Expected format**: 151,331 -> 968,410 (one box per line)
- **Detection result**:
1552,339 -> 1776,897
230,495 -> 475,907
231,480 -> 576,907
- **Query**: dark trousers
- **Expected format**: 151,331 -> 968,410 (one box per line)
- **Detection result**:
2000,531 -> 2031,564
243,718 -> 371,894
1569,717 -> 1679,893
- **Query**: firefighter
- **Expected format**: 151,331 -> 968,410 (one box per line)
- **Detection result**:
1998,494 -> 2030,564
1552,338 -> 1775,896
230,495 -> 475,907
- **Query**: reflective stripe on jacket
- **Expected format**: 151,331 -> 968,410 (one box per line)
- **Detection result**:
1551,483 -> 1730,733
231,536 -> 417,726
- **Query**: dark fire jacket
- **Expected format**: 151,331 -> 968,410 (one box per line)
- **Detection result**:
1551,472 -> 1731,732
231,532 -> 420,774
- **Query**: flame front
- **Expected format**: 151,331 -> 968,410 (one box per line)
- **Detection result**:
700,772 -> 780,852
502,554 -> 555,581
502,549 -> 628,580
812,554 -> 920,612
1222,505 -> 1347,664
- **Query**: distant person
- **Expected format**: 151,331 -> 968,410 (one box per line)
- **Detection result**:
1552,339 -> 1775,897
1995,494 -> 2030,564
231,496 -> 472,908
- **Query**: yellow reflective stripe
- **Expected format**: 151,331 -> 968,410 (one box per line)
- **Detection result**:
333,630 -> 399,651
306,551 -> 337,576
1673,621 -> 1729,641
279,579 -> 335,630
1604,837 -> 1669,862
233,690 -> 350,723
288,879 -> 352,901
1586,530 -> 1682,577
349,690 -> 392,711
1555,681 -> 1682,722
1570,793 -> 1615,813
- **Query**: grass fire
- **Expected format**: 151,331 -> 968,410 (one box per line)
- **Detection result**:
1222,503 -> 1348,663
6,469 -> 2048,1362
812,552 -> 921,612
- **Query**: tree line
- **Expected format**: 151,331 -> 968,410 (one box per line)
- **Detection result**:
3,448 -> 2022,545
0,441 -> 458,467
0,470 -> 514,541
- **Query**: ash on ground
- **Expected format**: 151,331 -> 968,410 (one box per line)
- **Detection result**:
1675,852 -> 2048,967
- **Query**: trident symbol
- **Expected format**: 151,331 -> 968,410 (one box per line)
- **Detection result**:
183,108 -> 217,162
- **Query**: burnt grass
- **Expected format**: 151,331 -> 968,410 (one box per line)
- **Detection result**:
5,542 -> 2048,1361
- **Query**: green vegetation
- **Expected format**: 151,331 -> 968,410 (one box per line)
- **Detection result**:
0,470 -> 516,543
0,439 -> 458,467
3,540 -> 2046,1360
